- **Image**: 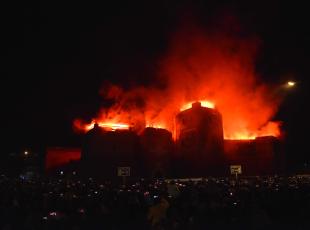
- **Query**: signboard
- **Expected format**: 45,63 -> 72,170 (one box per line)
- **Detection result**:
230,165 -> 242,174
117,167 -> 131,177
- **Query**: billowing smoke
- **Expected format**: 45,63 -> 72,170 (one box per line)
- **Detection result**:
74,17 -> 282,140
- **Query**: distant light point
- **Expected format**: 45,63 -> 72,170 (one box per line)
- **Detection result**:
287,81 -> 296,87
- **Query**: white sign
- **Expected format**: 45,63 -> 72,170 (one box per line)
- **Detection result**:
117,167 -> 130,177
230,165 -> 242,174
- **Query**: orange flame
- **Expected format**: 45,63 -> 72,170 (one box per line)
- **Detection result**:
145,123 -> 165,129
74,119 -> 130,132
74,21 -> 283,140
86,121 -> 129,131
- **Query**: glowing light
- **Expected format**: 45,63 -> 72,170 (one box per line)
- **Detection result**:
84,121 -> 130,131
98,122 -> 129,131
146,122 -> 165,129
287,81 -> 295,87
24,151 -> 28,155
224,130 -> 257,140
180,100 -> 215,111
225,135 -> 255,140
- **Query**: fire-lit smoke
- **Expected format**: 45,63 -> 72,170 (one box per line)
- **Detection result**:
74,20 -> 282,140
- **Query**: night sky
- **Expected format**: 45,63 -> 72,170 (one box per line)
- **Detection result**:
1,0 -> 309,170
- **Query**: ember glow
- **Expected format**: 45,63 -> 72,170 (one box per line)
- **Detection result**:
145,123 -> 165,129
86,122 -> 129,131
74,20 -> 283,140
74,119 -> 130,132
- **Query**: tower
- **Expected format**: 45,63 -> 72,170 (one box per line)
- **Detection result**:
175,102 -> 224,176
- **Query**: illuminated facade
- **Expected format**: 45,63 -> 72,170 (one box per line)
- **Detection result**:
46,103 -> 284,177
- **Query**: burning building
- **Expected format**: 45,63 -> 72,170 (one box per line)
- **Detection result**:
72,101 -> 284,178
79,125 -> 174,178
81,124 -> 141,178
224,136 -> 285,175
46,107 -> 284,177
175,102 -> 225,176
68,23 -> 286,177
140,127 -> 174,177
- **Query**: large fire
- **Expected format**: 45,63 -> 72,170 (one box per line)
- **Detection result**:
74,20 -> 282,140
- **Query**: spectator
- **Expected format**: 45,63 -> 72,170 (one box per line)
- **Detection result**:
148,195 -> 170,228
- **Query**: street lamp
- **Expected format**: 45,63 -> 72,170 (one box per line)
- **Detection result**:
287,81 -> 296,87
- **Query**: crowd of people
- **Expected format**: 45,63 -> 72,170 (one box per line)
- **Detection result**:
1,173 -> 310,229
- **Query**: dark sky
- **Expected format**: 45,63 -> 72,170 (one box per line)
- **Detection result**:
1,0 -> 309,168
